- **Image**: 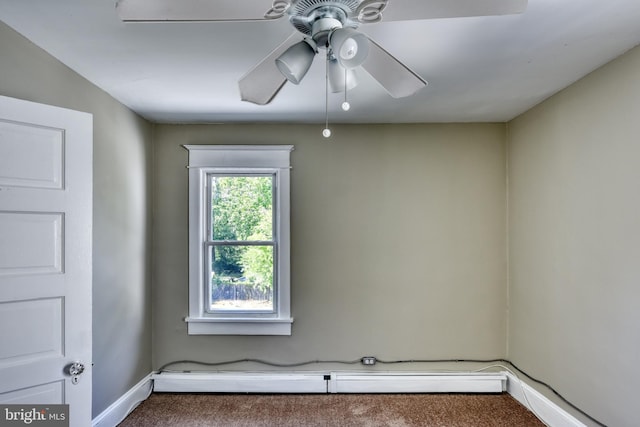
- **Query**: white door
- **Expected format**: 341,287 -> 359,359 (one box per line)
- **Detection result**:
0,95 -> 92,426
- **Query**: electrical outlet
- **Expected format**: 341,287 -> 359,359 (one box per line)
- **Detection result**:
361,356 -> 377,365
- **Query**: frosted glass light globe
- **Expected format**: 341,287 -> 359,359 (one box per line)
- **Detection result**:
322,128 -> 331,138
341,101 -> 351,111
340,38 -> 358,60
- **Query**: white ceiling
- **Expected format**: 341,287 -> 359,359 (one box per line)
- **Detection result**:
1,0 -> 640,124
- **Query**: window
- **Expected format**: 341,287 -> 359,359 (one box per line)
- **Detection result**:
185,145 -> 293,335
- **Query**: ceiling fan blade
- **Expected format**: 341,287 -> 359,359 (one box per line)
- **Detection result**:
360,38 -> 427,99
377,0 -> 527,22
116,0 -> 285,22
239,33 -> 302,105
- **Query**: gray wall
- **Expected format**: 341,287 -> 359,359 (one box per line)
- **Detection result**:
508,45 -> 640,427
152,123 -> 507,370
0,21 -> 154,417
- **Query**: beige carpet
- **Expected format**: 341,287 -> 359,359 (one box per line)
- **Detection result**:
119,393 -> 545,426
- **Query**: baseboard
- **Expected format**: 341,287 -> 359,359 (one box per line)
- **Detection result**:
152,371 -> 507,394
92,373 -> 154,427
95,370 -> 586,427
505,372 -> 586,427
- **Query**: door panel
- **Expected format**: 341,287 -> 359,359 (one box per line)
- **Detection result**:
0,298 -> 64,364
0,120 -> 64,189
0,212 -> 63,276
0,95 -> 92,426
0,382 -> 64,405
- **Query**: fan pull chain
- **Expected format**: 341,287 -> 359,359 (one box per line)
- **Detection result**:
323,51 -> 331,138
342,66 -> 351,111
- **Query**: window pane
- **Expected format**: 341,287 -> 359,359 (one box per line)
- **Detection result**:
209,245 -> 274,312
210,175 -> 273,241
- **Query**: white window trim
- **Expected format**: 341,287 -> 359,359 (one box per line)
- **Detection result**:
184,145 -> 294,335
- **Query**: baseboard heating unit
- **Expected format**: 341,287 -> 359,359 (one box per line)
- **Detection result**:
152,372 -> 507,394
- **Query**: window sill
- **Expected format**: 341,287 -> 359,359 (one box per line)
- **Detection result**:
185,316 -> 293,336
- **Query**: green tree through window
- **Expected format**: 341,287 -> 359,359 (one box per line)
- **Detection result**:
209,175 -> 274,311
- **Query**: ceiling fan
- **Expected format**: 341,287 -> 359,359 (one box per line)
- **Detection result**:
116,0 -> 528,106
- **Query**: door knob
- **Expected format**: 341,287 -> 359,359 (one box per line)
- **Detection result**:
66,361 -> 85,377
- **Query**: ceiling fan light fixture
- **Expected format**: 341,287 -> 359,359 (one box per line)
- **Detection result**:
275,38 -> 317,84
328,58 -> 358,93
329,27 -> 369,69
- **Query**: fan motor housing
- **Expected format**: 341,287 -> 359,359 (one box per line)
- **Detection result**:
288,0 -> 361,35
